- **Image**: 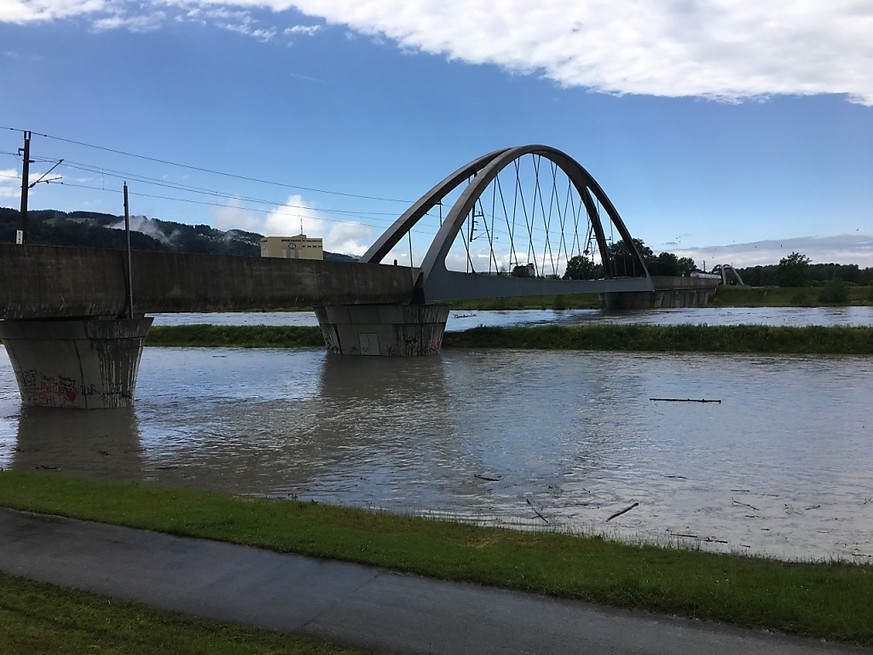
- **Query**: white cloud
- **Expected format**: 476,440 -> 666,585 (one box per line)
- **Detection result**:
286,0 -> 873,105
0,0 -> 106,24
284,23 -> 319,36
212,194 -> 375,255
0,168 -> 21,198
4,1 -> 871,103
92,10 -> 166,32
674,234 -> 873,268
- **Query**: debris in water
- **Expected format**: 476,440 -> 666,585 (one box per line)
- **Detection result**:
606,502 -> 639,522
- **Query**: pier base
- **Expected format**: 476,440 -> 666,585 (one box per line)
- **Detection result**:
315,304 -> 449,356
0,317 -> 153,409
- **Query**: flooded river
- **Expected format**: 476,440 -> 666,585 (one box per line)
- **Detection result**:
1,307 -> 872,562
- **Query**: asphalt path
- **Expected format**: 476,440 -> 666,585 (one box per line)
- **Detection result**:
0,507 -> 868,655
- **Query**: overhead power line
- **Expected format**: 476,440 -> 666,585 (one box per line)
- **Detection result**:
1,126 -> 412,204
54,159 -> 402,221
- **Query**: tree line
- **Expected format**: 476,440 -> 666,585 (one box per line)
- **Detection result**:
560,240 -> 873,288
561,239 -> 696,280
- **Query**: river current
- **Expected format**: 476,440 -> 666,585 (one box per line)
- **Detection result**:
1,307 -> 871,562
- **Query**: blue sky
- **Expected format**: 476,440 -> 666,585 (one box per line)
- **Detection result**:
1,1 -> 872,268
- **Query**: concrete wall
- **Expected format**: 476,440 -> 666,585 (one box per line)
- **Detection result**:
601,276 -> 720,309
0,244 -> 418,319
315,304 -> 449,356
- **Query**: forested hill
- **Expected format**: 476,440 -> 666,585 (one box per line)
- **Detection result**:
0,207 -> 357,262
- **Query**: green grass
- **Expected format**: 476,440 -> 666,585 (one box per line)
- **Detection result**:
444,324 -> 873,354
147,324 -> 873,354
0,572 -> 368,655
711,285 -> 873,307
147,324 -> 324,348
1,471 -> 871,646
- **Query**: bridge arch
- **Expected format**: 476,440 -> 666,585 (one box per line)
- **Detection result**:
361,145 -> 651,302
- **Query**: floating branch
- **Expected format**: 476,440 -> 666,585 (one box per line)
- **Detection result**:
606,502 -> 639,522
650,398 -> 721,403
525,497 -> 549,524
474,473 -> 501,482
732,499 -> 760,511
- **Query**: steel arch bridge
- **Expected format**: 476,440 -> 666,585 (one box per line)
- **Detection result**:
361,145 -> 654,303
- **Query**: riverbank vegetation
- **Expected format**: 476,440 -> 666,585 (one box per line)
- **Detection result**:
0,471 -> 870,646
0,572 -> 366,655
709,283 -> 873,306
446,282 -> 873,311
147,324 -> 873,354
146,324 -> 324,348
443,324 -> 873,354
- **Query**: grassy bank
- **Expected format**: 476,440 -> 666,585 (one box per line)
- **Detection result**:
443,324 -> 873,354
0,572 -> 367,655
445,285 -> 873,310
711,284 -> 873,307
148,323 -> 873,354
1,471 -> 871,646
147,324 -> 324,348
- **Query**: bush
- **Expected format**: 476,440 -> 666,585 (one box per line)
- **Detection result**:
819,280 -> 850,304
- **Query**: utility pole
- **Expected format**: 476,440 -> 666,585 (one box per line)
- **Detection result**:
123,182 -> 134,318
18,130 -> 32,245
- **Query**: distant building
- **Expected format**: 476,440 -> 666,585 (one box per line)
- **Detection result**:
260,234 -> 323,261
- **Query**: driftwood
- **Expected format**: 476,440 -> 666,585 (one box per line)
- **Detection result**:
650,397 -> 721,403
525,498 -> 549,524
606,502 -> 639,522
732,499 -> 760,511
474,474 -> 501,482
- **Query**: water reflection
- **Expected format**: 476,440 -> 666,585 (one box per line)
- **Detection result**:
12,406 -> 144,481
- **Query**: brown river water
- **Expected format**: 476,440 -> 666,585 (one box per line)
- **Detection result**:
1,307 -> 872,562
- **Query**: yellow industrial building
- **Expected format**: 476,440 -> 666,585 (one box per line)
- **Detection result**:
260,235 -> 324,260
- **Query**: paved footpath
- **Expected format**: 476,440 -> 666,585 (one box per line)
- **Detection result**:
1,507 -> 869,655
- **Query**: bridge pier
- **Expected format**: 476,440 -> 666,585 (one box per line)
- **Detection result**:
315,304 -> 449,356
0,317 -> 153,409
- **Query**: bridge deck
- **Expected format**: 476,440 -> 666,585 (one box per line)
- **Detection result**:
0,244 -> 417,319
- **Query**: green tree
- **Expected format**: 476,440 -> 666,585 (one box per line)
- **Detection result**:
563,255 -> 600,280
678,257 -> 696,276
777,252 -> 811,287
606,238 -> 653,276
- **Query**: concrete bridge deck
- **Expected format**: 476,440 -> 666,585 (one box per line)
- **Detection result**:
0,243 -> 417,319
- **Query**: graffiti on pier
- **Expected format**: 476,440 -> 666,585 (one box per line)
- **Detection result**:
17,369 -> 93,408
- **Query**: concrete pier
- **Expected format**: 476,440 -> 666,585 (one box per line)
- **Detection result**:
0,317 -> 153,409
315,304 -> 449,356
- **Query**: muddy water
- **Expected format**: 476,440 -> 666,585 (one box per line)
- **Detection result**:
2,345 -> 871,563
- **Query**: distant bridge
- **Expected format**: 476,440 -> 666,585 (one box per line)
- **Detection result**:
0,144 -> 715,408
